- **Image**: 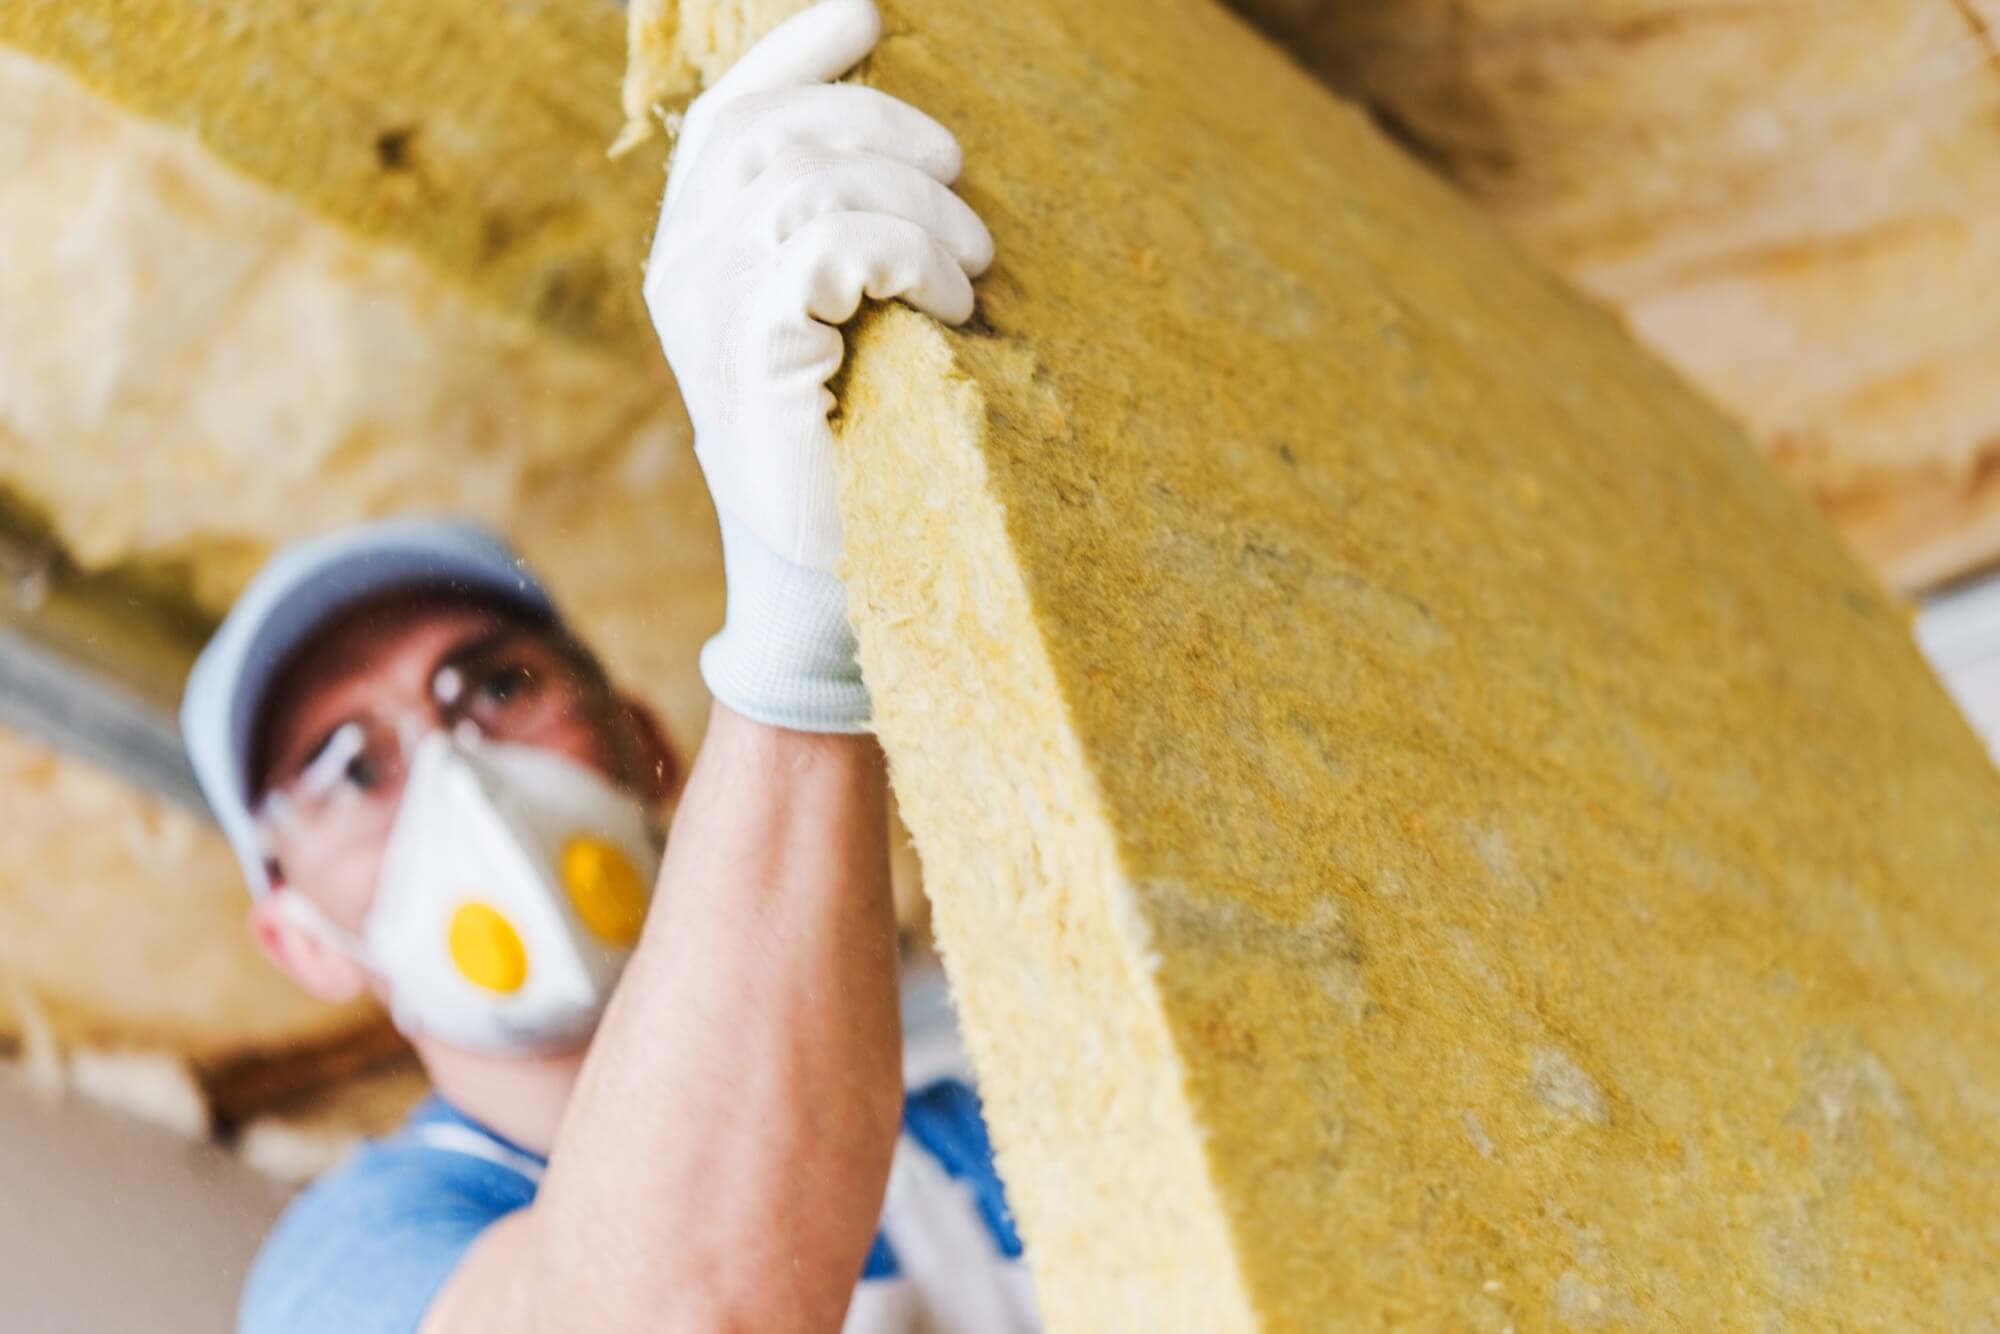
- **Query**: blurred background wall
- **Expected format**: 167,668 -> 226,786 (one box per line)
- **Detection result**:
0,1073 -> 286,1330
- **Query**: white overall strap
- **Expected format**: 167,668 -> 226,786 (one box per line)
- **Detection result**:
877,1140 -> 1042,1334
890,964 -> 1041,1332
405,1119 -> 548,1185
839,1272 -> 924,1334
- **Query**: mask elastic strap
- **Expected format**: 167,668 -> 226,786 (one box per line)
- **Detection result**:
267,890 -> 373,966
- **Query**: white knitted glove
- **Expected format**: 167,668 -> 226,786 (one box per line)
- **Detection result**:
644,0 -> 994,733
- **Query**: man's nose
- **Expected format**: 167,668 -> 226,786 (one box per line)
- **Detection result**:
390,710 -> 437,756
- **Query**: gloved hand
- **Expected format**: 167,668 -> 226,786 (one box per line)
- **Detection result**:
644,0 -> 995,733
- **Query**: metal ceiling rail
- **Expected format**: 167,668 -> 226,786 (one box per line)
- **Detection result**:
0,506 -> 215,817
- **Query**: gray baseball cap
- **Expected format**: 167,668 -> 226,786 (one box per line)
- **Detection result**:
180,517 -> 557,896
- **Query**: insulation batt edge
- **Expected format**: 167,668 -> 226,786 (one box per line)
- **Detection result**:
626,0 -> 2000,1329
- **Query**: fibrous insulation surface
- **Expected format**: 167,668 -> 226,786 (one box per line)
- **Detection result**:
1227,0 -> 2000,591
633,1 -> 2000,1329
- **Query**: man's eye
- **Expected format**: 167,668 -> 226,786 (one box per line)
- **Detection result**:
343,753 -> 383,791
475,664 -> 537,705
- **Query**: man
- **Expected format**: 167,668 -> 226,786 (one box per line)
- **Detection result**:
181,3 -> 1034,1330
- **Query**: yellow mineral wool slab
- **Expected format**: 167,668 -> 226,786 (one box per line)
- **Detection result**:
1224,0 -> 2000,590
634,1 -> 2000,1327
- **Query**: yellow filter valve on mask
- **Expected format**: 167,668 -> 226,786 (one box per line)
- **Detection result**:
447,900 -> 529,993
561,835 -> 649,946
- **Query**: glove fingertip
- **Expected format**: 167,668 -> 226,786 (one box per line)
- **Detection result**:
914,286 -> 977,328
962,217 -> 997,278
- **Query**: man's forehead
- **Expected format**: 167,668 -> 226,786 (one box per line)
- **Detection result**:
292,591 -> 515,676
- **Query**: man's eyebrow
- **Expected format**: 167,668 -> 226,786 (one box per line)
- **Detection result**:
434,622 -> 542,678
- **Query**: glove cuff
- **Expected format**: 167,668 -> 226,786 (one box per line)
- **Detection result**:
700,510 -> 870,734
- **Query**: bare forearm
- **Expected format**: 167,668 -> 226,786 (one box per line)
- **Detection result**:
439,705 -> 902,1334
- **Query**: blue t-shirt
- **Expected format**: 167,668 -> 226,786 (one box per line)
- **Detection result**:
239,1082 -> 1025,1334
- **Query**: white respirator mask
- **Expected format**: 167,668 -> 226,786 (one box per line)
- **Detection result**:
275,731 -> 664,1052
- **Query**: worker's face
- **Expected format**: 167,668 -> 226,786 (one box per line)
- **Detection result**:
245,593 -> 679,1006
